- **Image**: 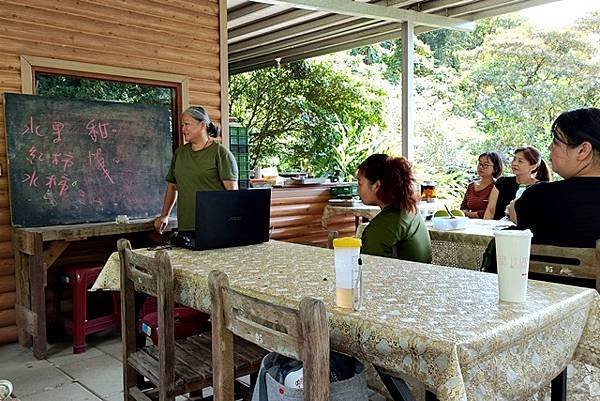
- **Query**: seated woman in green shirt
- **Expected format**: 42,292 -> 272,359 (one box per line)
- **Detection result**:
357,154 -> 432,263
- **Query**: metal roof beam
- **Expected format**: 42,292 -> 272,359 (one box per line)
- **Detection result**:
230,20 -> 387,61
229,9 -> 321,41
229,0 -> 419,52
229,26 -> 406,74
413,0 -> 478,13
230,14 -> 367,53
230,22 -> 404,72
449,0 -> 562,19
249,0 -> 476,31
228,3 -> 271,23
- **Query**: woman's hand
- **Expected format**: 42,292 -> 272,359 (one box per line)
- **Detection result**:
154,215 -> 170,234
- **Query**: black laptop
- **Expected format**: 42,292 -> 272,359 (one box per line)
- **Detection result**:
192,188 -> 271,250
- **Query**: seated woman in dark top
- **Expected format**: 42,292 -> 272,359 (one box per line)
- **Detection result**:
460,151 -> 503,218
483,146 -> 551,220
357,154 -> 431,263
509,108 -> 600,247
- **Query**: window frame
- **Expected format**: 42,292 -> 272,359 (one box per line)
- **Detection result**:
20,55 -> 188,149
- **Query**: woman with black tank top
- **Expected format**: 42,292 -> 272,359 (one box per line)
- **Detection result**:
483,146 -> 551,220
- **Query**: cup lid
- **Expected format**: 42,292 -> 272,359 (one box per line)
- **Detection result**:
494,229 -> 532,238
333,237 -> 362,248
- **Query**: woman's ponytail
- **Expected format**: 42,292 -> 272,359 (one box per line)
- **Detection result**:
207,122 -> 221,138
535,159 -> 552,182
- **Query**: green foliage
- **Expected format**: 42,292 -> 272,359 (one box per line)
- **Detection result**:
229,60 -> 385,175
458,17 -> 600,161
229,9 -> 600,207
36,74 -> 172,106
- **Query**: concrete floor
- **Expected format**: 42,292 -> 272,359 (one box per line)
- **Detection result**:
0,330 -> 213,401
0,330 -> 386,401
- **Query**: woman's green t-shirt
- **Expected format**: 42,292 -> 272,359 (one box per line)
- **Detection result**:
166,142 -> 238,231
361,206 -> 432,263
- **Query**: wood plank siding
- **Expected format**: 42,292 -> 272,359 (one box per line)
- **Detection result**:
271,187 -> 355,248
0,0 -> 225,345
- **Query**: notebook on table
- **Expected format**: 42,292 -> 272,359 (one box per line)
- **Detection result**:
191,188 -> 271,250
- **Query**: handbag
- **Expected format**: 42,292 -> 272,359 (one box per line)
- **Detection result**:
252,351 -> 369,401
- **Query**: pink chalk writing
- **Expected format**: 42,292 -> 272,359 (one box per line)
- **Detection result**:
52,122 -> 65,144
58,175 -> 70,197
26,145 -> 45,164
22,169 -> 39,187
61,152 -> 74,172
88,148 -> 114,184
45,175 -> 57,189
86,120 -> 110,142
49,152 -> 74,172
21,116 -> 44,137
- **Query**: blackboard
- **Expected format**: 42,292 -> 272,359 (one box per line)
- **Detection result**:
3,93 -> 172,227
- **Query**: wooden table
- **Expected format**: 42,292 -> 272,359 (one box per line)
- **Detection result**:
12,218 -> 175,359
94,241 -> 600,401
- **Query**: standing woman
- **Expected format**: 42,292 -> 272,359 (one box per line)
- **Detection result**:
154,106 -> 238,235
357,154 -> 432,263
511,108 -> 600,246
460,151 -> 503,218
483,146 -> 550,220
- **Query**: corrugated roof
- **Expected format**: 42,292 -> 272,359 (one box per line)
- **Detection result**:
228,0 -> 561,74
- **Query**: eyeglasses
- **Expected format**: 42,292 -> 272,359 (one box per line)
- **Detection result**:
477,163 -> 492,168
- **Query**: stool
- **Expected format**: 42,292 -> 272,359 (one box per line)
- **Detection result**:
60,264 -> 120,353
138,297 -> 210,345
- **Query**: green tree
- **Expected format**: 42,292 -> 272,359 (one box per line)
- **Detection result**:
458,17 -> 600,160
229,60 -> 385,176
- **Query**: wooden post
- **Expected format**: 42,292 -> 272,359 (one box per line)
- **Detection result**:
118,239 -> 138,401
13,241 -> 31,347
209,270 -> 235,401
29,232 -> 46,359
157,250 -> 175,400
300,297 -> 329,401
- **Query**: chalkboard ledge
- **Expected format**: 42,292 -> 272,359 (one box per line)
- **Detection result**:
13,217 -> 177,243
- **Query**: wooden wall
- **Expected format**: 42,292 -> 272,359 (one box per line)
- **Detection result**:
271,187 -> 355,248
0,0 -> 224,344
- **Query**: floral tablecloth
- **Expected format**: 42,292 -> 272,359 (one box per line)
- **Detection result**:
94,241 -> 600,401
321,204 -> 381,228
428,219 -> 514,270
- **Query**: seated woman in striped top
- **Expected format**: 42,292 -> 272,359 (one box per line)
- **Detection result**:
460,152 -> 503,218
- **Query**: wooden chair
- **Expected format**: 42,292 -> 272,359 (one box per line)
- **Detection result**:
529,239 -> 600,291
209,270 -> 330,401
118,239 -> 265,401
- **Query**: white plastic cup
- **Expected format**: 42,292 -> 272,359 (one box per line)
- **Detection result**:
333,237 -> 361,309
494,229 -> 533,303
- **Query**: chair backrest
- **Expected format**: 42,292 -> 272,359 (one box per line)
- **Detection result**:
529,239 -> 600,291
209,270 -> 330,401
117,239 -> 176,398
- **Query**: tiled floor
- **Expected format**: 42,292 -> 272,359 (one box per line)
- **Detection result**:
0,331 -> 129,401
0,331 -> 386,401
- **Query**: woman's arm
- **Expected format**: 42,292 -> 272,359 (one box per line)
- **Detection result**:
459,183 -> 471,211
483,186 -> 499,220
507,199 -> 518,223
222,180 -> 238,190
153,182 -> 177,233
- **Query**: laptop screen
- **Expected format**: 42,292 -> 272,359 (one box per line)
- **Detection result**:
194,188 -> 271,250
